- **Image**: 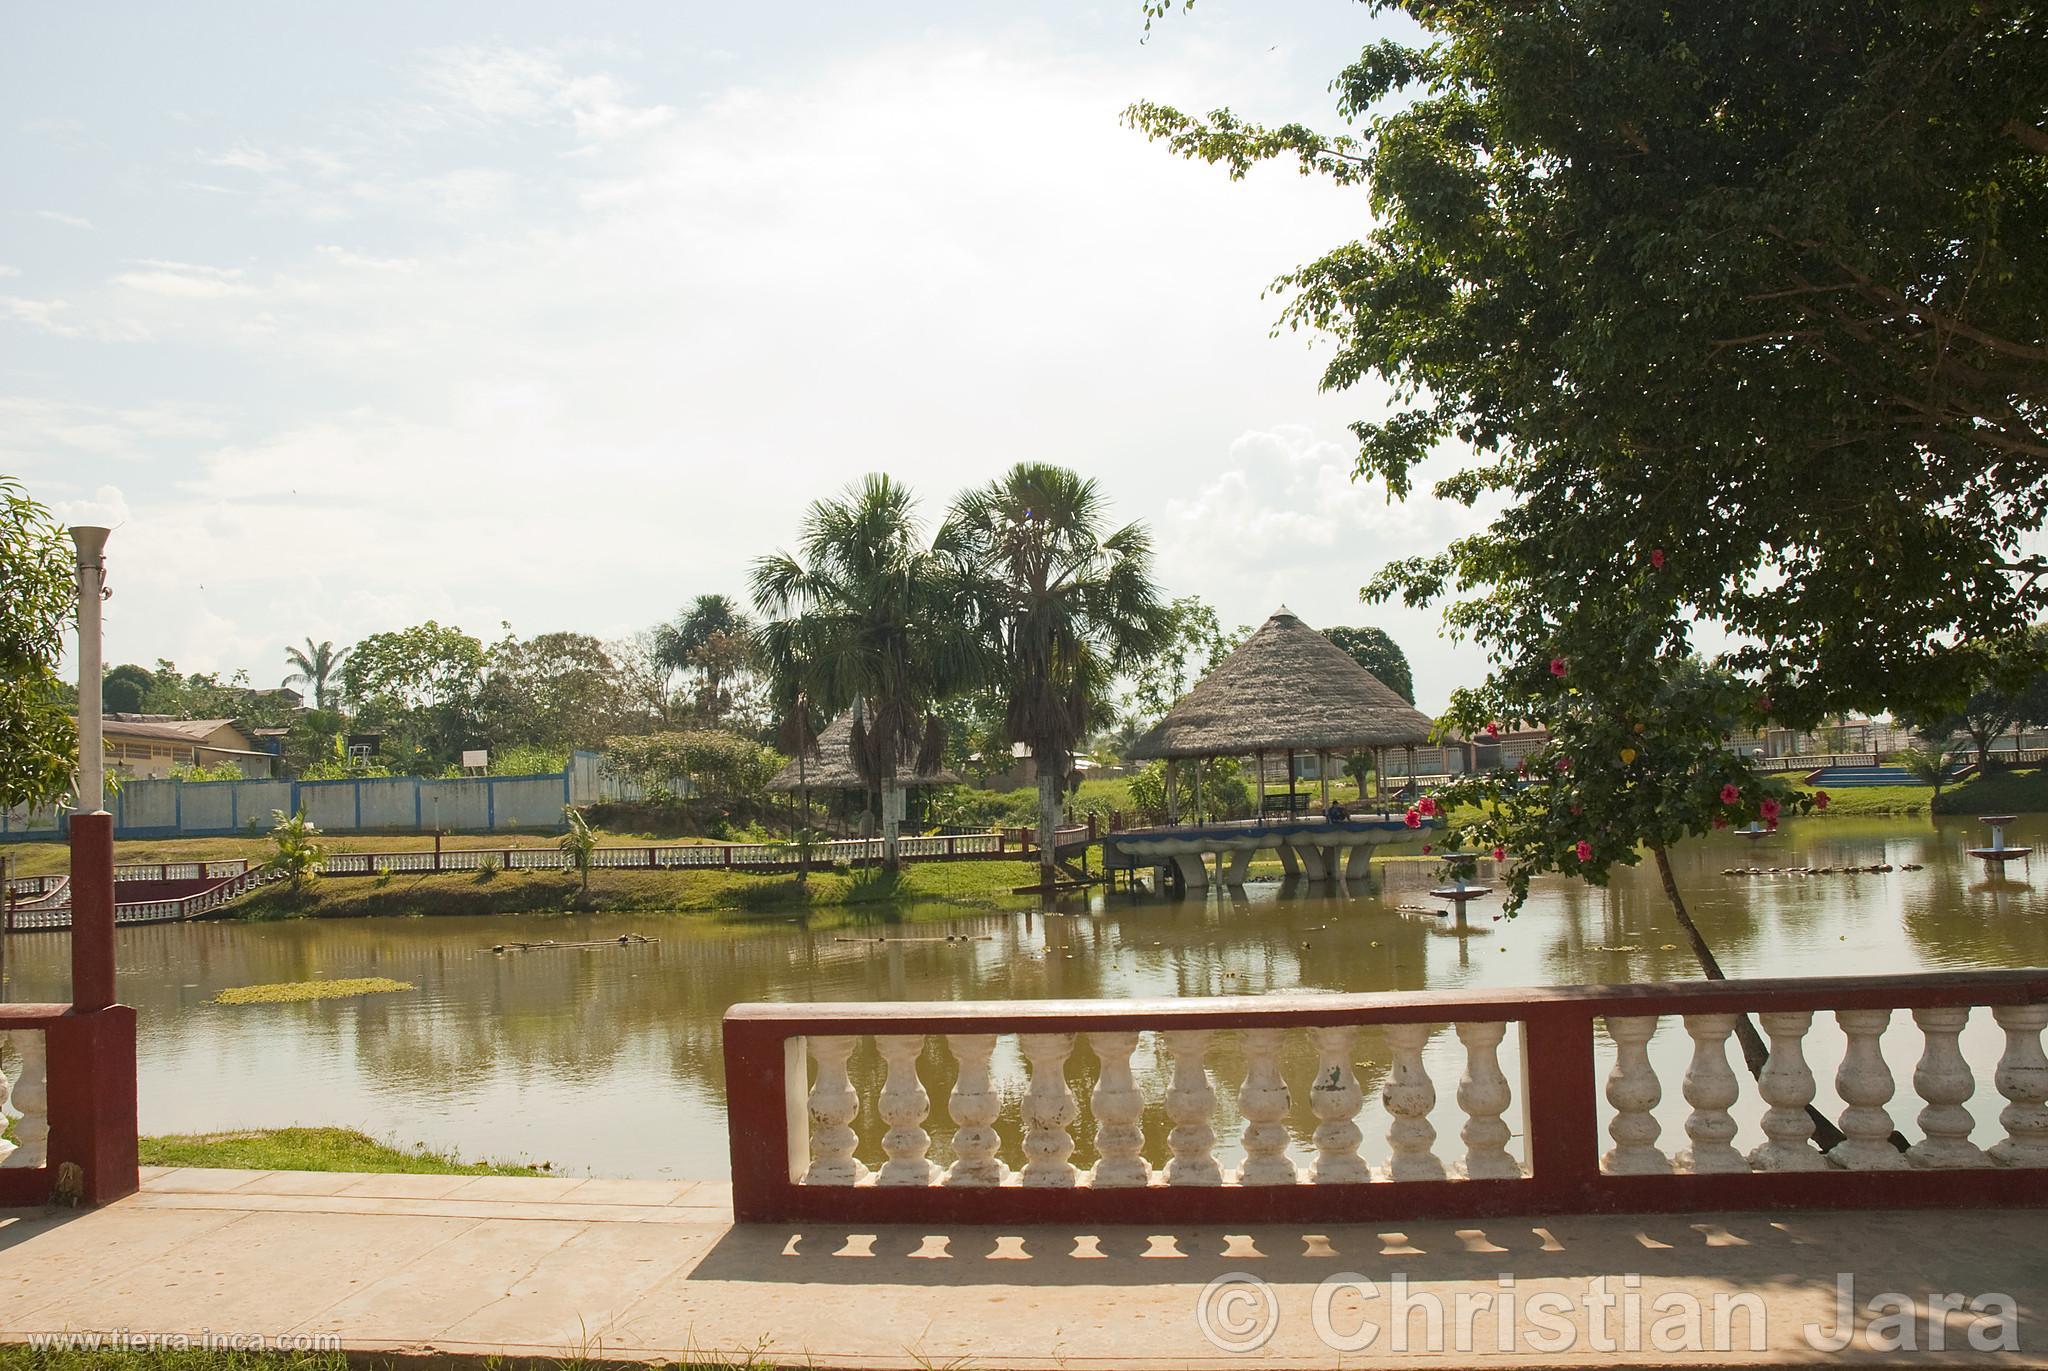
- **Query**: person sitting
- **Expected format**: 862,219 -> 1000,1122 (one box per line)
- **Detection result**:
1325,800 -> 1348,824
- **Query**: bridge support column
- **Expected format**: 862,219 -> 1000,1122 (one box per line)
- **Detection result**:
1345,844 -> 1374,880
1173,854 -> 1209,890
1276,843 -> 1301,878
1223,849 -> 1252,887
1294,843 -> 1327,882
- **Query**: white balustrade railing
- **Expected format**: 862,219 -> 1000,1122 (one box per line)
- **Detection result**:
0,1028 -> 49,1171
724,972 -> 2048,1221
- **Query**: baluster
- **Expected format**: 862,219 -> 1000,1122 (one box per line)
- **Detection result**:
1990,1004 -> 2048,1167
1455,1020 -> 1521,1179
1908,1007 -> 1988,1169
1308,1025 -> 1370,1183
802,1035 -> 868,1186
1382,1021 -> 1446,1181
1087,1031 -> 1150,1187
1601,1015 -> 1671,1174
1749,1010 -> 1829,1171
1677,1013 -> 1746,1174
1236,1027 -> 1297,1184
1829,1008 -> 1908,1170
0,1036 -> 14,1169
942,1033 -> 1006,1186
1018,1032 -> 1079,1187
1161,1029 -> 1220,1185
874,1035 -> 937,1185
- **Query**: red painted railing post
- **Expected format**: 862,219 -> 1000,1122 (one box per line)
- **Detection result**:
70,813 -> 116,1013
1520,1007 -> 1602,1204
724,1015 -> 806,1222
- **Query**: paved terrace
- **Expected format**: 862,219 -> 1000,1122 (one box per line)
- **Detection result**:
3,1169 -> 2045,1367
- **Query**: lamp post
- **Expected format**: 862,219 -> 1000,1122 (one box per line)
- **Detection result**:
70,526 -> 115,1011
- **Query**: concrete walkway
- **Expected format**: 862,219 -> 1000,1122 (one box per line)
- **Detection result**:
2,1169 -> 2044,1367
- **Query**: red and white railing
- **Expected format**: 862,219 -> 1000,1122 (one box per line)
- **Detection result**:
722,970 -> 2048,1223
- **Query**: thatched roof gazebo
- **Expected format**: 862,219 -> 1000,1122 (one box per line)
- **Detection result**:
1128,606 -> 1435,819
767,708 -> 961,793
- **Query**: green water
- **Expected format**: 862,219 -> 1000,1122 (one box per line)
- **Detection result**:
7,815 -> 2044,1178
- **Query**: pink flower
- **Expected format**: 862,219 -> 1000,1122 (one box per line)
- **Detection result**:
1575,840 -> 1592,862
1418,795 -> 1438,817
1760,796 -> 1782,821
1404,808 -> 1421,829
1719,782 -> 1740,805
1555,756 -> 1572,772
1549,657 -> 1568,678
1650,547 -> 1666,569
1491,845 -> 1506,862
1422,843 -> 1433,854
1815,791 -> 1831,811
1484,721 -> 1500,739
1712,818 -> 1728,830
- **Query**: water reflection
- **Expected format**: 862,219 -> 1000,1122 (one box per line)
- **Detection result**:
4,815 -> 2043,1177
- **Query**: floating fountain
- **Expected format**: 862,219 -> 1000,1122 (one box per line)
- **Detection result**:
1967,814 -> 2032,866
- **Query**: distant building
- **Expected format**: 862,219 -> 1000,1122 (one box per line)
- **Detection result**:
98,715 -> 277,780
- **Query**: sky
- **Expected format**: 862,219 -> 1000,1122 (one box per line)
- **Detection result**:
3,0 -> 1494,712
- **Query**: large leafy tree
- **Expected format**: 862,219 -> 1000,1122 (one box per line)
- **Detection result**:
1129,0 -> 2048,727
0,479 -> 78,812
282,638 -> 348,711
752,475 -> 979,870
941,464 -> 1171,884
340,621 -> 488,771
480,630 -> 634,753
1323,625 -> 1413,704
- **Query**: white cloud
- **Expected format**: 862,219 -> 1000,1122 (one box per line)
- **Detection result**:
111,260 -> 254,300
1156,426 -> 1497,710
35,209 -> 94,230
20,29 -> 1483,692
0,263 -> 18,277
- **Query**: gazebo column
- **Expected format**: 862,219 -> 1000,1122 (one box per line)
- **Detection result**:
1319,750 -> 1331,808
1373,747 -> 1386,804
1405,743 -> 1417,793
1254,750 -> 1266,813
1164,759 -> 1180,825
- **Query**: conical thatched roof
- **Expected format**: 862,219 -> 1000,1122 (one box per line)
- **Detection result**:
1127,607 -> 1435,760
767,708 -> 961,792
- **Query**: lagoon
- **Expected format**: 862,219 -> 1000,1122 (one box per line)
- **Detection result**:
8,815 -> 2045,1179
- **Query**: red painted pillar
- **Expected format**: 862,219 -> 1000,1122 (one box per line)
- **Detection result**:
69,812 -> 116,1012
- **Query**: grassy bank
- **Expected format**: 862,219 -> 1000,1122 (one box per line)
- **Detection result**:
1931,764 -> 2048,816
139,1126 -> 540,1175
230,851 -> 1065,922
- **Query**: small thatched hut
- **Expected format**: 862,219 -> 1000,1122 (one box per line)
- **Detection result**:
767,708 -> 961,794
1127,607 -> 1435,814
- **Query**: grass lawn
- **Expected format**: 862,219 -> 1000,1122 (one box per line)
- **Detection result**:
138,1126 -> 539,1175
1786,782 -> 1932,817
228,848 -> 1073,922
1930,764 -> 2048,816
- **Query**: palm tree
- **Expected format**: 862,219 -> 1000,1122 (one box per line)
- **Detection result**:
282,639 -> 347,711
941,464 -> 1171,887
752,475 -> 978,871
654,594 -> 755,726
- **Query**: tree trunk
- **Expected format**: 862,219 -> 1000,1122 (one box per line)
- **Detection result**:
880,774 -> 902,872
1037,762 -> 1061,887
1651,842 -> 1851,1152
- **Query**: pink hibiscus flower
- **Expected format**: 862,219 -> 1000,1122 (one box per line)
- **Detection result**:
1549,657 -> 1568,678
1760,796 -> 1782,821
1404,808 -> 1421,829
1491,845 -> 1506,862
1484,721 -> 1500,739
1575,840 -> 1592,862
1719,782 -> 1740,805
1418,795 -> 1438,817
1815,791 -> 1831,811
1650,547 -> 1666,569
